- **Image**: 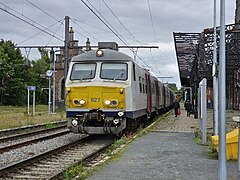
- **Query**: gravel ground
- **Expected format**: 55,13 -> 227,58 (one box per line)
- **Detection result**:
0,129 -> 69,148
0,133 -> 84,168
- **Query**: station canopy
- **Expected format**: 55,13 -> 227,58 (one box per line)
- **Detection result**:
173,23 -> 240,87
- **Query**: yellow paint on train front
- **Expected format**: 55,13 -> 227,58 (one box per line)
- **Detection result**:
66,86 -> 126,109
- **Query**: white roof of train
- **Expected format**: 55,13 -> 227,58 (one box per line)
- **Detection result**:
71,49 -> 133,62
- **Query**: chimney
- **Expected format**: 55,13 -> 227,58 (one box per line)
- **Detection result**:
69,27 -> 74,41
86,38 -> 91,51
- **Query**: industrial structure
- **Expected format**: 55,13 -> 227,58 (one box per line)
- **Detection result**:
173,0 -> 240,116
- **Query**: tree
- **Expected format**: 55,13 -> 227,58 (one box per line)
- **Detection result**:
28,48 -> 50,104
0,40 -> 51,106
168,83 -> 178,92
0,40 -> 28,105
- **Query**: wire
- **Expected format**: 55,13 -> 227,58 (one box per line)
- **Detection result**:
147,0 -> 157,43
146,0 -> 172,77
101,0 -> 147,45
79,0 -> 151,69
81,0 -> 130,48
17,19 -> 64,45
25,0 -> 60,22
72,18 -> 146,44
80,0 -> 150,68
0,2 -> 63,42
46,19 -> 64,46
70,18 -> 99,41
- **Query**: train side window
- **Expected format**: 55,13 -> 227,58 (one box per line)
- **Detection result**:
152,83 -> 155,94
142,78 -> 145,93
133,63 -> 136,81
139,77 -> 142,93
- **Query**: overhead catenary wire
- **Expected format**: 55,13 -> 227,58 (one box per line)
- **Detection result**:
146,0 -> 163,75
80,0 -> 151,68
1,2 -> 63,39
17,19 -> 64,45
0,3 -> 63,42
24,0 -> 99,45
81,0 -> 130,48
71,18 -> 147,44
25,0 -> 60,22
46,19 -> 65,46
146,0 -> 172,78
70,18 -> 99,42
147,0 -> 157,43
101,0 -> 147,45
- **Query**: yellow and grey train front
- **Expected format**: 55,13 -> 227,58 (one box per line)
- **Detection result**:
66,46 -> 132,135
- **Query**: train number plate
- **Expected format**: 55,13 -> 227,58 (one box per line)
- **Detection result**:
91,98 -> 100,102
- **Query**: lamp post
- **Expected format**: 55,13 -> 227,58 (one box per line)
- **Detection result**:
46,70 -> 53,114
50,48 -> 56,114
213,0 -> 219,136
218,0 -> 227,178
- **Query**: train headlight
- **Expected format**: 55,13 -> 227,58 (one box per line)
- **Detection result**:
96,49 -> 104,57
79,99 -> 86,105
72,119 -> 78,126
105,99 -> 111,106
117,111 -> 124,117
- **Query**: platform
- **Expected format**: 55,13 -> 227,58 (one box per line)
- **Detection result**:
87,107 -> 238,180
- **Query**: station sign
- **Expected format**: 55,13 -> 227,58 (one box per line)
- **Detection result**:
29,86 -> 36,91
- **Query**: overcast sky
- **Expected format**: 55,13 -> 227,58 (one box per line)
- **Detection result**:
0,0 -> 236,87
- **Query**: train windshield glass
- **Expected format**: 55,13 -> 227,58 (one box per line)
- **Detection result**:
70,63 -> 96,80
100,63 -> 127,80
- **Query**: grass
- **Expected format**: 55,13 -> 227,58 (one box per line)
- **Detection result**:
0,105 -> 66,130
208,148 -> 218,159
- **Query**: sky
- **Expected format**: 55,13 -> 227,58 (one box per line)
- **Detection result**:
0,0 -> 236,88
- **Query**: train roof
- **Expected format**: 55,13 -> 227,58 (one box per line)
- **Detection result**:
71,49 -> 133,62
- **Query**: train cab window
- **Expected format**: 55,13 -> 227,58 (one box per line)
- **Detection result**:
70,63 -> 96,80
100,63 -> 128,80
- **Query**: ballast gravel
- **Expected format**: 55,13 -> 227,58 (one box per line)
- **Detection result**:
0,133 -> 83,168
0,129 -> 68,148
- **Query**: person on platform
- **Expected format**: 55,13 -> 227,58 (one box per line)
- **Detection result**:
173,97 -> 180,117
184,99 -> 191,117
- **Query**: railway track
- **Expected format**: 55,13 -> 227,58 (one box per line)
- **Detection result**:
0,120 -> 67,137
0,126 -> 70,153
0,135 -> 115,179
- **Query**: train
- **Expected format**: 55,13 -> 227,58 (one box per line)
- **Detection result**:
65,42 -> 175,136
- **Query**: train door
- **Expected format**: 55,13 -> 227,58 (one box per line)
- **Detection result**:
163,86 -> 166,108
155,80 -> 159,111
146,72 -> 152,116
